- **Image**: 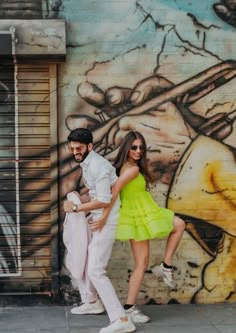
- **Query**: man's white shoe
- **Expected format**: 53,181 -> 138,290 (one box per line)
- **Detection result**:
152,262 -> 177,289
125,305 -> 150,323
99,317 -> 136,333
70,299 -> 105,314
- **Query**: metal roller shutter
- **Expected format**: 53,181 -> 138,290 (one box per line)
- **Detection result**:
0,62 -> 58,294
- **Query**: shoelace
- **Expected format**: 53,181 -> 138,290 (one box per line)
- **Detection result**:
163,268 -> 174,280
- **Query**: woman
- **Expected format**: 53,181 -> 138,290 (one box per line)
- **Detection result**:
90,131 -> 185,324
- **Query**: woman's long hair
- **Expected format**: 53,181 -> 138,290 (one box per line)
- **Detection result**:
114,131 -> 151,184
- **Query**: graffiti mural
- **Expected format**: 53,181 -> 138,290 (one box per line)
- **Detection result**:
59,0 -> 236,304
64,60 -> 236,303
0,0 -> 235,304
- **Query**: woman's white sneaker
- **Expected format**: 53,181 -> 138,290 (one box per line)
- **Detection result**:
99,317 -> 136,333
152,263 -> 177,289
125,305 -> 150,323
70,299 -> 105,314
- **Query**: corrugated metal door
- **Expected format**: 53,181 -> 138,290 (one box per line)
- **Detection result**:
0,63 -> 58,294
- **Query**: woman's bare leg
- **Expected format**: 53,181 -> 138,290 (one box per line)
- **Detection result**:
163,216 -> 185,265
126,239 -> 150,304
152,216 -> 185,288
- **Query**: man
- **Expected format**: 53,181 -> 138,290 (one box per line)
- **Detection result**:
63,128 -> 135,333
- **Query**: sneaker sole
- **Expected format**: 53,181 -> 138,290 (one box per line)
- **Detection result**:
131,318 -> 150,324
152,267 -> 176,289
162,277 -> 177,289
123,326 -> 136,333
99,324 -> 136,333
71,309 -> 105,315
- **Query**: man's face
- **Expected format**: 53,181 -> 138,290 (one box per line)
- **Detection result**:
69,141 -> 92,163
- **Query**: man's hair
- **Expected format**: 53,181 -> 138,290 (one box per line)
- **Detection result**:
67,128 -> 93,144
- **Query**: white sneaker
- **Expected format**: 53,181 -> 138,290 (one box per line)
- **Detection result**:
70,299 -> 105,314
152,263 -> 177,289
99,317 -> 136,333
125,305 -> 150,323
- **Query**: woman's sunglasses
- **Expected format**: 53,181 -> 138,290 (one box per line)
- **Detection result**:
130,145 -> 144,151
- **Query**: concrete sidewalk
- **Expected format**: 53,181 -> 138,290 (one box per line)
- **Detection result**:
0,303 -> 236,333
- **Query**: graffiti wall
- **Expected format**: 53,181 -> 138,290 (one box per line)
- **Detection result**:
0,0 -> 235,304
58,0 -> 236,305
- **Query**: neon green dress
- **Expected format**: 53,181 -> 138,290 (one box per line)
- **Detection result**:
116,172 -> 174,241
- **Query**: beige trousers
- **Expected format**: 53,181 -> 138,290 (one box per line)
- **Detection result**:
63,191 -> 125,322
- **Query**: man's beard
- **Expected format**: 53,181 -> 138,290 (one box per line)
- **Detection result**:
73,146 -> 90,163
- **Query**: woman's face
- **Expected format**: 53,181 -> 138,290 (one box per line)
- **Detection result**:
128,138 -> 144,163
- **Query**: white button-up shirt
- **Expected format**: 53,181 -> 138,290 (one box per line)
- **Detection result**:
80,150 -> 120,224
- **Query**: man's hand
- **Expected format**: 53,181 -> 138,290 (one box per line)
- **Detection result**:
63,200 -> 77,213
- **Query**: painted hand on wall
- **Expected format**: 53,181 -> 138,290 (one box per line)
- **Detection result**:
68,61 -> 236,185
69,75 -> 196,183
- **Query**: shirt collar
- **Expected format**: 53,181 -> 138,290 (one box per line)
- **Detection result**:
80,149 -> 95,168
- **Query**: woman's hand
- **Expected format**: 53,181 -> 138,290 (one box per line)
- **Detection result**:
88,217 -> 107,232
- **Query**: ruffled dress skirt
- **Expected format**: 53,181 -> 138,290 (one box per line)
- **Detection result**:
116,173 -> 174,241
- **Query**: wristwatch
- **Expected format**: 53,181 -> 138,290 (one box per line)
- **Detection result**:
72,204 -> 78,212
